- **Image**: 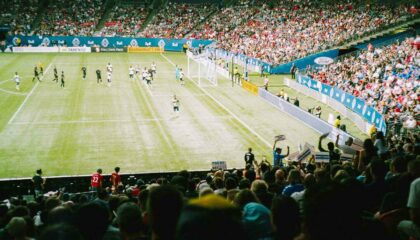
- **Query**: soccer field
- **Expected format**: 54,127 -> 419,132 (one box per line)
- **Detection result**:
0,52 -> 322,179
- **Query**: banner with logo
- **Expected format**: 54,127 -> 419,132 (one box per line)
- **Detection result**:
6,35 -> 213,52
296,74 -> 386,133
270,49 -> 339,74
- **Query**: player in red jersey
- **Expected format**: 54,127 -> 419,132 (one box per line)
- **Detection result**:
110,167 -> 121,192
90,168 -> 103,191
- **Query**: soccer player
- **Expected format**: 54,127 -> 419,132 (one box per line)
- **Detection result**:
146,72 -> 152,87
148,68 -> 154,81
142,67 -> 148,82
263,75 -> 269,91
96,69 -> 102,83
60,71 -> 65,88
32,169 -> 46,198
81,66 -> 87,80
173,95 -> 180,113
38,62 -> 44,76
13,72 -> 20,91
129,66 -> 134,80
179,68 -> 185,86
244,147 -> 256,167
110,167 -> 121,192
53,66 -> 58,82
32,66 -> 40,82
90,168 -> 103,192
107,62 -> 113,73
135,65 -> 140,76
175,65 -> 180,81
151,61 -> 157,74
107,71 -> 112,87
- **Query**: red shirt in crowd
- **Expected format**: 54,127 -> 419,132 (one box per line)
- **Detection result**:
110,172 -> 121,188
91,173 -> 103,188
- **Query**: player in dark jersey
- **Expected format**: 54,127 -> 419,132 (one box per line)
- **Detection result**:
244,148 -> 256,167
39,64 -> 44,76
81,67 -> 87,80
148,68 -> 154,80
96,69 -> 102,83
60,71 -> 65,88
53,66 -> 58,82
32,66 -> 41,82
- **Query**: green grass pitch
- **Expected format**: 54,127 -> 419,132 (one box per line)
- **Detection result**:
0,52 -> 355,179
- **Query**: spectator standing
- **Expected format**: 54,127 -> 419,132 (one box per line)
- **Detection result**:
273,139 -> 289,167
32,169 -> 45,198
398,178 -> 420,238
110,167 -> 121,192
90,169 -> 103,192
290,64 -> 296,79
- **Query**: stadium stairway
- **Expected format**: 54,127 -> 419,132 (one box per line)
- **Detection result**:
139,0 -> 169,32
95,0 -> 117,33
340,16 -> 420,49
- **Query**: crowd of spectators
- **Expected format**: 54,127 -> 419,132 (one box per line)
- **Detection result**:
307,37 -> 419,132
95,5 -> 149,37
37,0 -> 106,36
1,131 -> 419,240
139,2 -> 217,39
191,0 -> 415,65
0,0 -> 39,35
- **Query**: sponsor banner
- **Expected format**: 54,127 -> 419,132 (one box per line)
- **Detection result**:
212,48 -> 272,75
296,74 -> 386,133
59,47 -> 91,53
6,35 -> 213,52
127,46 -> 163,53
241,80 -> 258,95
12,46 -> 59,53
91,47 -> 126,53
314,56 -> 334,65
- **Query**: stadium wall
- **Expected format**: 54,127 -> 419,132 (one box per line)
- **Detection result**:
292,74 -> 387,134
6,35 -> 213,52
270,49 -> 340,74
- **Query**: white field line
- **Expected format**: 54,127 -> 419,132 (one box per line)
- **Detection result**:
160,53 -> 272,148
134,76 -> 175,152
7,63 -> 52,124
10,116 -> 234,125
0,88 -> 27,96
53,61 -> 166,65
0,78 -> 12,85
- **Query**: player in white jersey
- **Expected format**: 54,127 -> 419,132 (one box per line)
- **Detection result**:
151,62 -> 157,74
129,66 -> 134,80
14,72 -> 20,91
142,67 -> 148,81
179,68 -> 185,86
107,72 -> 112,87
107,63 -> 113,73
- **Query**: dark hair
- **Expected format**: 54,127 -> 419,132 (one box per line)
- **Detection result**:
271,196 -> 300,240
36,169 -> 42,175
147,185 -> 183,240
224,177 -> 237,191
233,189 -> 259,209
74,202 -> 109,240
238,179 -> 251,190
117,202 -> 145,236
114,167 -> 120,173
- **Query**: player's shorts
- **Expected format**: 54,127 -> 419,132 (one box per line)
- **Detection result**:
174,106 -> 179,112
108,79 -> 112,83
146,79 -> 151,84
16,82 -> 20,85
129,74 -> 134,78
142,77 -> 146,81
180,78 -> 183,81
152,70 -> 156,74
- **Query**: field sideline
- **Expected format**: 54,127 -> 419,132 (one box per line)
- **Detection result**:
0,52 -> 324,179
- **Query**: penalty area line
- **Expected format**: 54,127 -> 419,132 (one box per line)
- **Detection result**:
7,63 -> 53,125
160,53 -> 272,148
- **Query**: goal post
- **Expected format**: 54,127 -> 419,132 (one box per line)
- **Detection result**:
186,50 -> 217,86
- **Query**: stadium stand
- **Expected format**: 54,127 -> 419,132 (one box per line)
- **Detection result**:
0,132 -> 419,239
138,1 -> 217,38
37,0 -> 106,36
306,37 -> 419,134
95,4 -> 149,37
0,0 -> 40,35
191,0 -> 415,64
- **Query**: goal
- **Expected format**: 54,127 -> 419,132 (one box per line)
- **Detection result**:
187,50 -> 218,86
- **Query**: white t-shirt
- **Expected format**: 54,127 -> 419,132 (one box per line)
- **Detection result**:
408,178 -> 420,209
14,74 -> 20,83
129,67 -> 134,75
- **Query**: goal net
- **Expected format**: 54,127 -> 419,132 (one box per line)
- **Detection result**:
187,50 -> 217,86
